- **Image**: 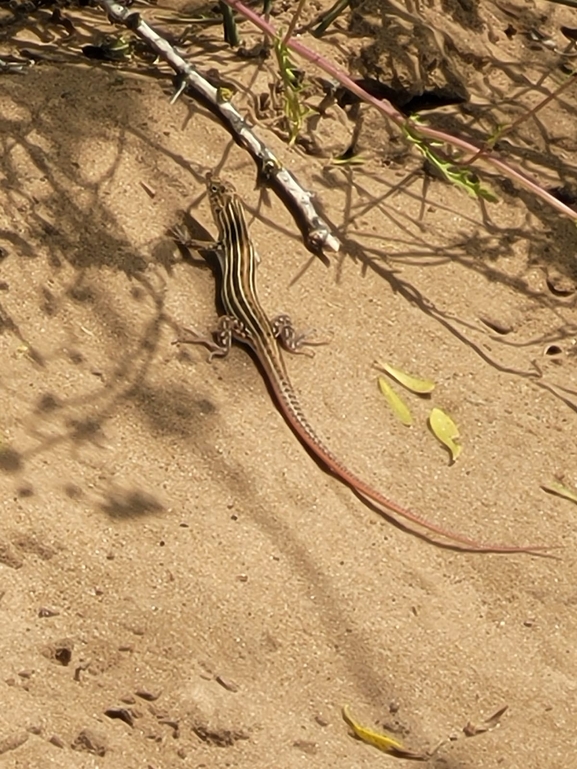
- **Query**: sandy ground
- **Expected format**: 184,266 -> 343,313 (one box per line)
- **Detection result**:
1,0 -> 577,766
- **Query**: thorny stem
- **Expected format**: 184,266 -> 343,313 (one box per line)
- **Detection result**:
95,0 -> 341,254
221,0 -> 577,223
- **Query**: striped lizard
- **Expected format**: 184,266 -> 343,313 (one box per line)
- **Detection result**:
176,172 -> 548,554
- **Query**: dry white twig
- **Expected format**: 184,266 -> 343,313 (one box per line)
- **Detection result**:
95,0 -> 340,254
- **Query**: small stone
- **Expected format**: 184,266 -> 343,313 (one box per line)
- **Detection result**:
479,315 -> 514,335
0,730 -> 29,754
314,715 -> 329,727
42,638 -> 73,666
0,543 -> 23,570
38,607 -> 60,618
71,728 -> 108,756
158,718 -> 179,738
292,739 -> 318,755
148,704 -> 168,719
18,670 -> 33,679
179,680 -> 250,747
73,660 -> 91,681
104,707 -> 134,727
13,533 -> 57,560
215,675 -> 239,693
193,724 -> 249,746
136,688 -> 162,702
49,735 -> 65,748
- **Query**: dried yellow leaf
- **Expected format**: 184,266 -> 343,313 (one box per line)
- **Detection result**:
376,361 -> 436,394
378,377 -> 413,426
541,480 -> 577,504
429,407 -> 462,462
342,705 -> 404,753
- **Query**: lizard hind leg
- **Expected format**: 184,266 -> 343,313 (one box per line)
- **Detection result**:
173,326 -> 227,361
272,314 -> 331,358
174,315 -> 243,361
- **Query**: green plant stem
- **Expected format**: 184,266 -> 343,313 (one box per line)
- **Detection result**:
219,0 -> 240,46
312,0 -> 351,37
282,0 -> 307,45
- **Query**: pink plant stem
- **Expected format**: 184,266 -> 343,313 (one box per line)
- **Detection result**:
222,0 -> 577,222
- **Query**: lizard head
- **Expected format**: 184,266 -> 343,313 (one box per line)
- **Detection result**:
205,172 -> 236,215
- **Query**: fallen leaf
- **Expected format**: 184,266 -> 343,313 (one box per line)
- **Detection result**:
464,705 -> 508,737
429,407 -> 462,462
463,721 -> 488,737
541,480 -> 577,504
484,705 -> 508,727
342,705 -> 404,753
342,706 -> 427,760
375,361 -> 436,394
378,377 -> 413,426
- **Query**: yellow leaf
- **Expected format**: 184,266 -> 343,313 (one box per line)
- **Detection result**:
429,407 -> 462,462
376,361 -> 436,394
216,85 -> 236,103
342,705 -> 404,753
378,377 -> 413,426
541,480 -> 577,504
331,153 -> 366,166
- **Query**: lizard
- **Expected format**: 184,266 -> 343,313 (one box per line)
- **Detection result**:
174,172 -> 550,554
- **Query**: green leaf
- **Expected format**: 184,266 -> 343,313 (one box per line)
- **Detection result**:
273,35 -> 312,145
429,407 -> 462,462
402,124 -> 498,202
378,377 -> 413,426
331,152 -> 366,166
376,361 -> 435,394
